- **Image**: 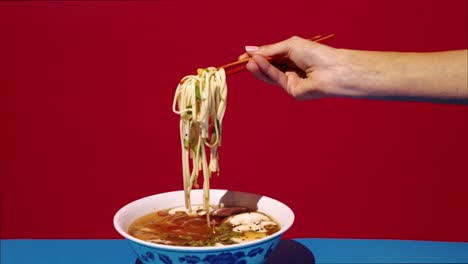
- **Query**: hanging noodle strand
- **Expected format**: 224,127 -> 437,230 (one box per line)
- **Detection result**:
172,67 -> 227,226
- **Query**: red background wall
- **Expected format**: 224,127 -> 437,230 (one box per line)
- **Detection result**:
1,1 -> 467,241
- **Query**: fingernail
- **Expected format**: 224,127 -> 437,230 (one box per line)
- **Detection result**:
245,46 -> 259,52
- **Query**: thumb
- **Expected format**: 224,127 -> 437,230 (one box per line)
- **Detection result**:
285,72 -> 323,100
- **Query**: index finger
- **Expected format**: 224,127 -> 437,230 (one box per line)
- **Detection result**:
250,54 -> 288,89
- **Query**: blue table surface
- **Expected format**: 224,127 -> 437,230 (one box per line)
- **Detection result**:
2,238 -> 468,264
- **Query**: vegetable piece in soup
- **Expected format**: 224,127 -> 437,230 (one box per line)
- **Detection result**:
128,205 -> 280,247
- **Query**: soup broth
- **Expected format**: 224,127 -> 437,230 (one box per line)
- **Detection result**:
128,206 -> 280,247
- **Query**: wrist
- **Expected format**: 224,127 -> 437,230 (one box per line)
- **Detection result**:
332,49 -> 389,98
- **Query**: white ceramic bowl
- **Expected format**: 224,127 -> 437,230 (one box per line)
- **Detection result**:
114,189 -> 294,264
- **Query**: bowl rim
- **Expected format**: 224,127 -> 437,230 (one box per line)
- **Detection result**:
113,189 -> 295,252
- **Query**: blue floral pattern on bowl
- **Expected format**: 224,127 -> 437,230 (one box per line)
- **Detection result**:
158,253 -> 172,264
129,238 -> 279,264
263,243 -> 275,260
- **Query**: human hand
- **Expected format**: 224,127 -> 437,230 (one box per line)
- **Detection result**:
239,36 -> 347,100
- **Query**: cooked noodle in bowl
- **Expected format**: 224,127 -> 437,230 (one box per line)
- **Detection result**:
113,189 -> 295,264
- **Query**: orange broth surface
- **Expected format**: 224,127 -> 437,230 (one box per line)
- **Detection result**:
128,206 -> 280,247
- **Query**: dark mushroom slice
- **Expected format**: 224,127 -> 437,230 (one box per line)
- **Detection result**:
210,206 -> 250,217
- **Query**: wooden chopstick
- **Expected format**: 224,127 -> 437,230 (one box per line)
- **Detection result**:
220,33 -> 336,76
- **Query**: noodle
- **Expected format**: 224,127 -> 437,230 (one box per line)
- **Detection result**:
172,67 -> 227,226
